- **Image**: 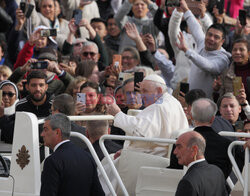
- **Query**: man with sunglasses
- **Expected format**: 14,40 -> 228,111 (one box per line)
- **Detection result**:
81,41 -> 100,64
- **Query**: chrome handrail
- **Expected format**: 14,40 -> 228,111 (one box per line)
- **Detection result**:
99,135 -> 176,196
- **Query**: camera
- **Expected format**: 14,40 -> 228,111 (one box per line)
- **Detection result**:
30,61 -> 48,69
40,29 -> 57,37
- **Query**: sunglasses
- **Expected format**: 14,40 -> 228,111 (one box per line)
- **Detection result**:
2,91 -> 16,97
82,52 -> 97,57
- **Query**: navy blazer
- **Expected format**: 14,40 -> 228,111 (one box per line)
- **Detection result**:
40,141 -> 105,196
175,160 -> 228,196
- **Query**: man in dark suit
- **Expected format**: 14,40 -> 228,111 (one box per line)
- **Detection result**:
51,93 -> 86,149
40,113 -> 105,196
191,98 -> 235,179
86,119 -> 122,161
174,131 -> 228,196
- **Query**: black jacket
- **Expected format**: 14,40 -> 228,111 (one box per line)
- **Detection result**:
15,92 -> 53,118
41,141 -> 105,196
176,160 -> 228,196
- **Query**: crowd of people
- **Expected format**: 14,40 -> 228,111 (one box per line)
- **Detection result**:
0,0 -> 250,195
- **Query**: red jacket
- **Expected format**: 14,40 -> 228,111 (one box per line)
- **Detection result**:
14,42 -> 34,70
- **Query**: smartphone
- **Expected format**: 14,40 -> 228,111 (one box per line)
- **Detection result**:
40,29 -> 57,37
25,4 -> 34,18
61,56 -> 70,65
239,9 -> 247,26
112,54 -> 122,70
30,61 -> 49,69
233,76 -> 242,97
20,2 -> 26,14
73,9 -> 82,26
0,90 -> 2,104
216,0 -> 224,14
180,82 -> 189,94
141,25 -> 150,35
77,93 -> 86,105
134,72 -> 144,92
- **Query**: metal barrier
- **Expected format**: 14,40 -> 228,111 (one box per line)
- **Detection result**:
219,131 -> 250,196
99,135 -> 177,196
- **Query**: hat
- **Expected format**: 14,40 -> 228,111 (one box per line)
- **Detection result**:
38,52 -> 57,61
38,47 -> 58,61
0,80 -> 19,98
33,25 -> 57,45
143,74 -> 166,85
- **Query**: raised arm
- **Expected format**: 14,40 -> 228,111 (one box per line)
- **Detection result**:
198,1 -> 213,32
114,0 -> 133,29
168,8 -> 183,56
176,31 -> 230,74
180,0 -> 205,48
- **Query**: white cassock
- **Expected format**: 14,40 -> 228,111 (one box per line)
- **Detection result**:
113,92 -> 189,156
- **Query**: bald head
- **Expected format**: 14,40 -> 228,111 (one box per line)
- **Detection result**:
191,98 -> 217,125
174,131 -> 206,166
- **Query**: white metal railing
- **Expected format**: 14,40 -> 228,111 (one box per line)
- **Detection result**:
38,115 -> 116,196
70,132 -> 116,196
38,115 -> 114,124
99,135 -> 177,196
219,131 -> 250,196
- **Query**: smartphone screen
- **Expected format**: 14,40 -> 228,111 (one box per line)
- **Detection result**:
77,93 -> 86,105
239,10 -> 247,26
112,54 -> 122,70
134,72 -> 144,92
233,76 -> 242,97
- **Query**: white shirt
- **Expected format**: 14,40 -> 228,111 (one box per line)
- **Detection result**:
53,140 -> 70,152
187,158 -> 206,170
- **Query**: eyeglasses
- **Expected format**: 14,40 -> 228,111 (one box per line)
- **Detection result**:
122,56 -> 134,60
2,91 -> 16,97
82,52 -> 97,57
